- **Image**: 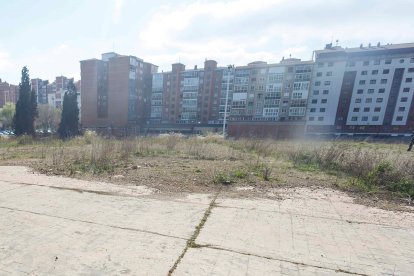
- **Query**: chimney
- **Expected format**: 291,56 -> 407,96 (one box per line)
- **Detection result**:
377,42 -> 380,47
194,65 -> 197,70
368,43 -> 371,48
360,44 -> 363,49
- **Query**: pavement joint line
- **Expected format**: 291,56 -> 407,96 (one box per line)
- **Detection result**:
0,180 -> 213,207
214,204 -> 411,230
168,188 -> 221,275
2,179 -> 409,229
0,205 -> 187,241
199,245 -> 369,276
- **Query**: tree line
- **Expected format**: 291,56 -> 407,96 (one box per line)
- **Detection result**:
9,66 -> 80,139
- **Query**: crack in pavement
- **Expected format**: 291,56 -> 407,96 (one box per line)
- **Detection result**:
196,245 -> 369,276
0,205 -> 187,241
168,188 -> 221,275
0,180 -> 212,207
214,204 -> 410,230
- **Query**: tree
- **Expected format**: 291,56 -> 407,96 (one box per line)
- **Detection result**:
13,66 -> 37,136
35,104 -> 61,134
58,80 -> 80,139
0,103 -> 15,130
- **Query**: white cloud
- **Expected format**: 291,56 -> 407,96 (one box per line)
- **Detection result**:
134,0 -> 414,72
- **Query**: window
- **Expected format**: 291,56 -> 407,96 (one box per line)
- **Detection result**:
321,99 -> 327,104
372,70 -> 378,75
313,90 -> 320,95
315,81 -> 321,86
328,62 -> 334,67
374,60 -> 380,65
411,58 -> 414,63
309,116 -> 314,121
363,61 -> 370,66
366,98 -> 372,103
355,98 -> 362,103
398,107 -> 406,112
316,72 -> 322,77
311,99 -> 317,104
368,89 -> 374,94
401,97 -> 408,102
324,81 -> 331,85
364,107 -> 370,112
323,90 -> 329,95
372,116 -> 379,121
351,116 -> 358,121
361,71 -> 368,75
406,78 -> 413,83
353,107 -> 360,112
374,107 -> 381,112
318,62 -> 324,68
370,79 -> 376,84
396,116 -> 404,121
326,72 -> 332,76
383,69 -> 390,74
403,88 -> 410,92
376,98 -> 383,103
362,116 -> 368,121
385,59 -> 392,64
400,59 -> 405,63
359,80 -> 366,85
380,79 -> 387,84
379,88 -> 385,93
408,68 -> 414,73
347,61 -> 356,67
318,117 -> 324,121
310,108 -> 316,112
357,89 -> 363,94
320,108 -> 326,112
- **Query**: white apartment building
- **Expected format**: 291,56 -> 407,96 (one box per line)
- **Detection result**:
307,42 -> 414,135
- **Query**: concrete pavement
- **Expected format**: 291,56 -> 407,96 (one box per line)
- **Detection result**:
0,166 -> 413,275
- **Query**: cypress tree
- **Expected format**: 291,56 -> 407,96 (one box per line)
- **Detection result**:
13,66 -> 37,136
58,80 -> 80,139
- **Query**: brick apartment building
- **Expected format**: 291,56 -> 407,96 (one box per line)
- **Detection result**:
150,60 -> 223,124
306,42 -> 414,135
0,79 -> 18,108
80,52 -> 157,131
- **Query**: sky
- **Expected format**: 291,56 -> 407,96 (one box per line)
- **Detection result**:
1,0 -> 414,84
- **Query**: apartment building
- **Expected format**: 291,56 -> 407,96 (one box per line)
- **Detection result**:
149,58 -> 313,135
31,78 -> 49,104
306,42 -> 414,135
0,79 -> 18,108
227,58 -> 313,122
150,60 -> 222,124
80,52 -> 157,130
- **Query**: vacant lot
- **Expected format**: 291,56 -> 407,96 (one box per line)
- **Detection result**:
0,133 -> 413,210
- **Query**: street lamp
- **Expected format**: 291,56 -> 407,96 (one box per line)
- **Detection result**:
223,65 -> 233,138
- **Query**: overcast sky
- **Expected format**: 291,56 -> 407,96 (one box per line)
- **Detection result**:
1,0 -> 414,84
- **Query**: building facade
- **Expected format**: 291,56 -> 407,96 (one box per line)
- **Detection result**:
149,58 -> 314,126
306,42 -> 414,135
0,79 -> 18,108
150,60 -> 223,124
31,78 -> 49,104
80,52 -> 157,130
227,59 -> 313,123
